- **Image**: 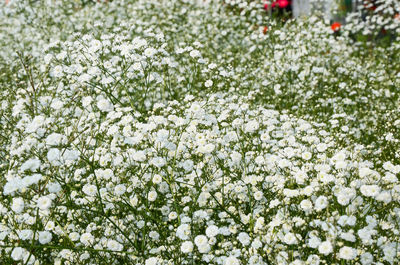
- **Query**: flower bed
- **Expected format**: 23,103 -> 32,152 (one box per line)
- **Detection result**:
0,0 -> 400,264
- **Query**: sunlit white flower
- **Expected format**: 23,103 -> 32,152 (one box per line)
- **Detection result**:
82,184 -> 97,197
360,252 -> 374,265
338,246 -> 357,260
300,199 -> 313,212
176,224 -> 191,240
148,190 -> 158,202
145,257 -> 159,265
97,98 -> 114,112
283,232 -> 298,245
190,49 -> 201,58
38,231 -> 52,244
204,80 -> 213,87
318,241 -> 333,255
360,185 -> 381,197
107,239 -> 123,251
307,236 -> 321,249
20,158 -> 41,172
37,196 -> 52,210
80,232 -> 94,246
18,230 -> 33,241
206,225 -> 219,238
11,247 -> 25,261
11,198 -> 24,213
194,235 -> 208,247
224,256 -> 240,265
181,241 -> 193,253
144,47 -> 157,57
314,196 -> 328,211
237,232 -> 251,246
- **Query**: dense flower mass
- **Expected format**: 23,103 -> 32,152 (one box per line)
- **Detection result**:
0,0 -> 400,264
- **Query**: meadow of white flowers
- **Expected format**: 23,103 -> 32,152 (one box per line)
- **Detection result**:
0,0 -> 400,264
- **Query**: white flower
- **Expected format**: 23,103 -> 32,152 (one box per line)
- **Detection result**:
224,256 -> 240,265
336,187 -> 356,206
80,232 -> 94,246
244,120 -> 259,133
208,63 -> 217,69
316,143 -> 327,152
63,149 -> 80,161
230,151 -> 242,164
107,239 -> 123,251
198,243 -> 211,253
152,174 -> 163,184
300,199 -> 313,211
314,196 -> 328,211
360,252 -> 374,265
82,96 -> 93,107
205,225 -> 219,238
69,232 -> 80,242
47,148 -> 62,165
198,143 -> 215,154
132,151 -> 146,162
151,157 -> 166,168
376,191 -> 392,203
181,160 -> 194,172
145,257 -> 159,265
97,98 -> 114,112
52,65 -> 64,78
359,167 -> 373,178
37,196 -> 52,210
194,235 -> 208,247
307,236 -> 321,248
144,47 -> 157,57
176,224 -> 191,240
148,191 -> 158,202
360,185 -> 381,197
382,242 -> 396,263
254,190 -> 263,201
45,133 -> 66,146
190,49 -> 201,58
89,39 -> 102,53
82,184 -> 97,197
20,158 -> 41,172
338,246 -> 357,260
11,247 -> 25,261
283,232 -> 298,245
204,80 -> 213,88
168,212 -> 178,220
180,241 -> 194,253
11,198 -> 24,213
18,230 -> 33,240
318,241 -> 333,255
357,228 -> 376,245
260,132 -> 270,142
306,255 -> 320,265
48,182 -> 62,193
340,232 -> 356,242
45,221 -> 55,231
114,184 -> 126,196
237,232 -> 251,246
38,231 -> 52,244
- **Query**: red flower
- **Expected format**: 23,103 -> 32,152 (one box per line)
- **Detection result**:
263,26 -> 268,34
278,0 -> 289,8
331,22 -> 341,32
264,1 -> 277,10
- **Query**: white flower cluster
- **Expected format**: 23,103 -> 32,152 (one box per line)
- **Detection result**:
1,88 -> 399,263
0,0 -> 399,264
